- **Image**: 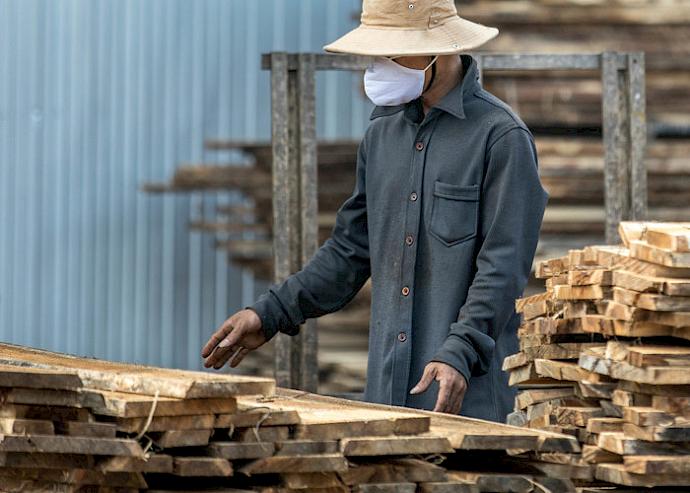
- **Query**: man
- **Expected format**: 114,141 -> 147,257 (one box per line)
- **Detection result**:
202,0 -> 549,422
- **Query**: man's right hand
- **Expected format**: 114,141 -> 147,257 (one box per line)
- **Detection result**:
201,308 -> 267,370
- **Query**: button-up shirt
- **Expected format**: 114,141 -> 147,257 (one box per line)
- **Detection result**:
250,54 -> 549,422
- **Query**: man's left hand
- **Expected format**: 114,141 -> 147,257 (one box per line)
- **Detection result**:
410,362 -> 467,414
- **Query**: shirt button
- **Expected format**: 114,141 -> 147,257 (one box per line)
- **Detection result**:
398,332 -> 407,342
401,286 -> 410,296
415,142 -> 424,151
409,192 -> 418,202
405,235 -> 414,246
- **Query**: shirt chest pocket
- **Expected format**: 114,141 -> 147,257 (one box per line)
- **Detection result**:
429,180 -> 480,247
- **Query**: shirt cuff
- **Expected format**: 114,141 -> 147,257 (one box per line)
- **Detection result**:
246,291 -> 300,341
431,335 -> 478,385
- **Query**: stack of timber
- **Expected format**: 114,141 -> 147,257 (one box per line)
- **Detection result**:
505,221 -> 690,489
0,343 -> 580,492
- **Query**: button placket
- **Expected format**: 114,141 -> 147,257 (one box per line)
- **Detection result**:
391,128 -> 433,406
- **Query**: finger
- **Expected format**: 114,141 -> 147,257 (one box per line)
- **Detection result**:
213,345 -> 243,370
410,366 -> 436,395
433,377 -> 452,413
201,320 -> 236,357
230,347 -> 251,368
206,327 -> 246,367
449,388 -> 463,414
204,328 -> 243,368
203,344 -> 235,369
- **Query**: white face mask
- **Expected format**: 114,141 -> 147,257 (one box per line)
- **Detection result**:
364,55 -> 438,107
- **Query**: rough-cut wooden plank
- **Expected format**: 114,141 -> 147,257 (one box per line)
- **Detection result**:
276,388 -> 580,453
215,406 -> 300,429
652,395 -> 690,418
152,429 -> 212,448
589,244 -> 690,278
54,420 -> 116,438
625,345 -> 690,367
629,239 -> 690,268
337,458 -> 447,485
340,435 -> 454,456
234,425 -> 289,443
581,445 -> 621,464
354,483 -> 416,493
612,389 -> 652,407
623,422 -> 690,442
0,404 -> 91,422
515,388 -> 575,410
92,390 -> 237,418
554,284 -> 611,300
614,285 -> 690,311
275,440 -> 339,456
207,441 -> 275,460
596,462 -> 690,487
0,467 -> 147,487
0,452 -> 94,469
0,434 -> 143,456
576,381 -> 615,399
0,417 -> 54,435
281,472 -> 342,489
643,224 -> 690,252
618,379 -> 690,397
623,407 -> 678,426
97,454 -> 173,473
567,268 -> 612,286
581,314 -> 679,338
555,407 -> 605,427
447,471 -> 534,493
536,255 -> 569,279
173,457 -> 233,477
0,342 -> 275,399
115,413 -> 216,433
418,481 -> 478,493
235,394 -> 428,440
517,318 -> 583,336
613,269 -> 690,296
239,454 -> 348,474
597,432 -> 690,455
534,359 -> 605,382
624,454 -> 690,475
0,365 -> 83,390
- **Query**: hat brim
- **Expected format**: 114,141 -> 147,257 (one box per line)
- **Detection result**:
323,17 -> 498,57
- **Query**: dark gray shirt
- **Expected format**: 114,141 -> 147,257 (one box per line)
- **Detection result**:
250,54 -> 549,422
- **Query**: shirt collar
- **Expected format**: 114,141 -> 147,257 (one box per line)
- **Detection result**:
369,54 -> 480,121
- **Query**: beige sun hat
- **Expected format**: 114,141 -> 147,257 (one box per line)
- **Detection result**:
324,0 -> 499,57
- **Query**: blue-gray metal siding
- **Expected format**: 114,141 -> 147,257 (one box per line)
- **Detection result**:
0,0 -> 370,369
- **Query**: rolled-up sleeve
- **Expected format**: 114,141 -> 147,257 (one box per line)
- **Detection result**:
248,140 -> 371,340
431,126 -> 549,382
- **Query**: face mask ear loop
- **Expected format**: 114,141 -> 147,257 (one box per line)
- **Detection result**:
423,55 -> 439,72
423,56 -> 439,94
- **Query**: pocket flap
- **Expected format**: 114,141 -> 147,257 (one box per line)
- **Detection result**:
433,180 -> 479,201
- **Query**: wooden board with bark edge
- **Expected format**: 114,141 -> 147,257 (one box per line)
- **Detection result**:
0,342 -> 275,399
612,269 -> 690,296
235,393 -> 429,440
596,462 -> 690,487
276,388 -> 580,453
643,224 -> 690,252
629,239 -> 690,268
586,244 -> 690,278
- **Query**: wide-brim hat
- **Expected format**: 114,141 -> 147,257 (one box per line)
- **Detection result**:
324,0 -> 499,57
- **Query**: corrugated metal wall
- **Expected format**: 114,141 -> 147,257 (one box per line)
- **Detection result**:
0,0 -> 370,369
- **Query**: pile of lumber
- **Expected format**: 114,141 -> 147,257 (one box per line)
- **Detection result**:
505,221 -> 690,489
462,0 -> 690,129
0,342 -> 581,492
